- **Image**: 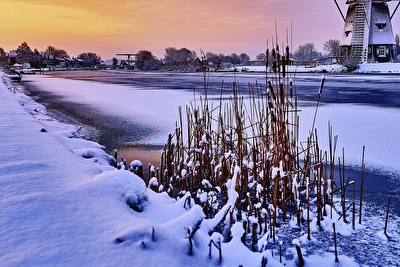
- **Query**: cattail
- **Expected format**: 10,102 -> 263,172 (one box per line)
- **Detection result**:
318,74 -> 325,98
276,45 -> 281,73
267,80 -> 276,100
272,48 -> 277,73
279,82 -> 285,104
285,45 -> 290,66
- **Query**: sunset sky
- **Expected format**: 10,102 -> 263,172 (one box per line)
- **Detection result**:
1,0 -> 400,60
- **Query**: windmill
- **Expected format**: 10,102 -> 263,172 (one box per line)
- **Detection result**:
334,0 -> 400,63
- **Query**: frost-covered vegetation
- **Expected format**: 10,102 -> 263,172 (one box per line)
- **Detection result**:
137,46 -> 369,264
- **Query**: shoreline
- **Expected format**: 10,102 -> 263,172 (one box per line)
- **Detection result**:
20,74 -> 162,179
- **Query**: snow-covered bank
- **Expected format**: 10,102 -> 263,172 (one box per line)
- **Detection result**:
354,63 -> 400,73
237,63 -> 400,74
229,65 -> 347,73
0,73 -> 173,265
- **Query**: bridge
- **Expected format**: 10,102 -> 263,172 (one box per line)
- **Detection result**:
116,53 -> 137,62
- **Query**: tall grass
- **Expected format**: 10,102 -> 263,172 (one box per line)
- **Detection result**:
153,45 -> 359,252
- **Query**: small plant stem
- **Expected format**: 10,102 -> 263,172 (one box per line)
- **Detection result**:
384,196 -> 391,236
359,146 -> 366,224
333,222 -> 339,262
296,245 -> 304,267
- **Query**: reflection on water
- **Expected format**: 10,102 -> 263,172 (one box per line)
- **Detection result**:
343,166 -> 400,217
114,145 -> 163,182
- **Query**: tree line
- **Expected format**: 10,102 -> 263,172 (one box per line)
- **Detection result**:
0,40 -> 344,71
3,37 -> 400,71
0,42 -> 101,69
132,48 -> 252,71
133,41 -> 340,71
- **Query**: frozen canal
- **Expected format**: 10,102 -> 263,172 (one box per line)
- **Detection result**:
21,70 -> 400,215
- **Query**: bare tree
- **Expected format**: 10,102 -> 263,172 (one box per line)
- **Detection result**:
164,47 -> 179,64
230,53 -> 240,64
256,53 -> 266,61
164,47 -> 197,66
16,42 -> 33,63
0,47 -> 7,66
135,50 -> 160,70
44,46 -> 69,58
239,53 -> 250,65
77,52 -> 101,67
0,47 -> 6,58
323,39 -> 341,61
293,43 -> 321,61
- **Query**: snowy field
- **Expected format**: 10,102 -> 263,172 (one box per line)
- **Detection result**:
1,72 -> 399,266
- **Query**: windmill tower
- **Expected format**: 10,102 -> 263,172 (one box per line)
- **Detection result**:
335,0 -> 400,63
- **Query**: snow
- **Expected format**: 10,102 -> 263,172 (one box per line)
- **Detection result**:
234,63 -> 400,74
231,64 -> 348,73
354,62 -> 400,73
1,71 -> 399,266
299,104 -> 400,174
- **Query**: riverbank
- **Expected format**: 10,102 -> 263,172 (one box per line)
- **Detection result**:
20,72 -> 167,178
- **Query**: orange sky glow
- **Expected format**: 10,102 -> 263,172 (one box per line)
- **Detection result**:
1,0 -> 400,60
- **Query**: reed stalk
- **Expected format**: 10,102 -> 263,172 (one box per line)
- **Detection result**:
384,196 -> 391,236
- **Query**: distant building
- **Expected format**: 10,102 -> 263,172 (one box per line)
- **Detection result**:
9,50 -> 17,65
337,0 -> 399,63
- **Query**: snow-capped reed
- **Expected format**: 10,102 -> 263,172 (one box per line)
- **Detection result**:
153,46 -> 364,259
